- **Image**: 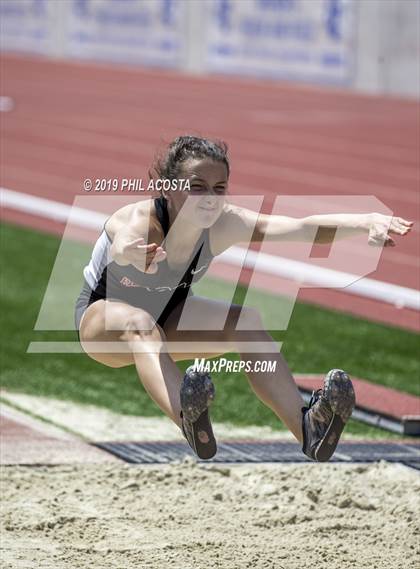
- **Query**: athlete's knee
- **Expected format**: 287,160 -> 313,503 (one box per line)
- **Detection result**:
121,310 -> 165,343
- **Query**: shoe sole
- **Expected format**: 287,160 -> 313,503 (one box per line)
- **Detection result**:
180,368 -> 216,460
180,368 -> 215,422
315,369 -> 356,462
185,409 -> 217,460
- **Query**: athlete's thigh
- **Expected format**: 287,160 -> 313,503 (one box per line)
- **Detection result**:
162,295 -> 242,361
79,299 -> 160,368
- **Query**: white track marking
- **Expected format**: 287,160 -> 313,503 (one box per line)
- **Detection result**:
0,390 -> 295,442
0,96 -> 14,112
1,187 -> 419,311
220,247 -> 420,310
333,451 -> 353,461
1,187 -> 107,227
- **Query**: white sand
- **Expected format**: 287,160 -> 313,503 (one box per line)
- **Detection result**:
1,391 -> 419,568
0,389 -> 293,442
1,460 -> 419,569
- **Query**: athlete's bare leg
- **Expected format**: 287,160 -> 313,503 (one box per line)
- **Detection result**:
79,299 -> 229,427
79,300 -> 186,426
163,296 -> 305,443
237,338 -> 305,443
79,296 -> 305,441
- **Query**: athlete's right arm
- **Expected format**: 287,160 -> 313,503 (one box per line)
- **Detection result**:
109,209 -> 166,274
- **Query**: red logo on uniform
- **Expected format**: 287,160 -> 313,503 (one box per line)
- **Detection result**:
120,276 -> 140,287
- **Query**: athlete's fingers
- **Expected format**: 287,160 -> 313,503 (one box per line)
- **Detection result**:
156,247 -> 166,259
142,249 -> 166,272
136,242 -> 158,250
127,244 -> 158,258
126,239 -> 157,251
389,226 -> 408,235
397,217 -> 413,226
146,248 -> 166,262
129,248 -> 165,271
391,218 -> 413,232
145,262 -> 158,274
126,237 -> 145,248
389,221 -> 411,235
152,253 -> 167,264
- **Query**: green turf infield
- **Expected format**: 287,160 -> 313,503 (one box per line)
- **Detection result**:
1,221 -> 419,438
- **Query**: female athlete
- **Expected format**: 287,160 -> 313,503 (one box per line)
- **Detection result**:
75,136 -> 413,461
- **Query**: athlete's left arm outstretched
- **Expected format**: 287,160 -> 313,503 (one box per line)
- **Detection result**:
263,211 -> 413,247
219,205 -> 413,249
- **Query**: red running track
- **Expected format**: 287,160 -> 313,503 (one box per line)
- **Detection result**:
1,54 -> 419,331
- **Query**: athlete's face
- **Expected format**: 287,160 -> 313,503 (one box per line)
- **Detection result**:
166,158 -> 228,228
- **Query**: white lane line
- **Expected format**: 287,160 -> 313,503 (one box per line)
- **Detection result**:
332,451 -> 353,461
1,187 -> 419,311
220,247 -> 420,310
1,187 -> 107,228
0,96 -> 14,112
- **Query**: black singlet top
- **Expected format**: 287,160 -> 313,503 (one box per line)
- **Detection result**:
82,197 -> 215,319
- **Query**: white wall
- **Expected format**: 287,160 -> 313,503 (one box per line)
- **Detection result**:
1,0 -> 418,98
355,0 -> 420,97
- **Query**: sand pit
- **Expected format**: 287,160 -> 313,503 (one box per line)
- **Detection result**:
1,460 -> 419,569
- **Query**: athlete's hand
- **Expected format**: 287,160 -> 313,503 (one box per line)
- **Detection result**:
366,213 -> 413,247
122,237 -> 167,273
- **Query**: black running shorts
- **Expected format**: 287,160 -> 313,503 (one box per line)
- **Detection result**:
74,280 -> 193,339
